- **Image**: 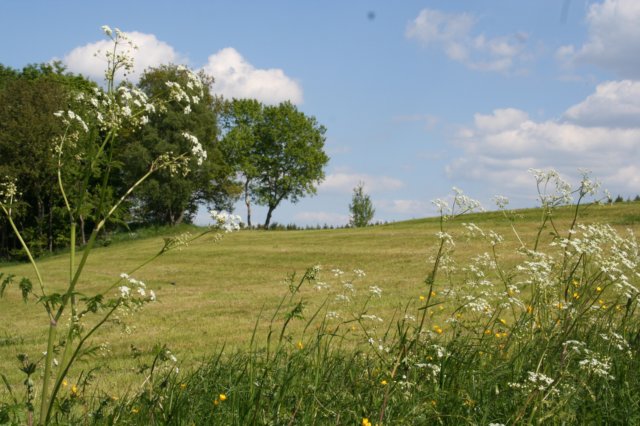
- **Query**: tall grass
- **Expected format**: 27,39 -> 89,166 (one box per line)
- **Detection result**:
24,171 -> 638,425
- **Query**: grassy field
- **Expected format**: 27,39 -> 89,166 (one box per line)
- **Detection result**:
1,201 -> 640,423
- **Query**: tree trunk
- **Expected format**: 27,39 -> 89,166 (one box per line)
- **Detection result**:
244,179 -> 252,228
264,205 -> 275,229
175,210 -> 184,225
79,215 -> 86,245
47,196 -> 53,252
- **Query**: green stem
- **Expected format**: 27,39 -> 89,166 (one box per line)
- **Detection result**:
38,319 -> 57,425
45,301 -> 121,424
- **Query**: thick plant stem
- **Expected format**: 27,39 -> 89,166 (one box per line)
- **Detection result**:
39,320 -> 57,425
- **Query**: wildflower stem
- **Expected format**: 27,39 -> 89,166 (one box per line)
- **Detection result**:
45,301 -> 121,424
39,320 -> 57,425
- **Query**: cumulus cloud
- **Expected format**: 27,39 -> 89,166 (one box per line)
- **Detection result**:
61,32 -> 303,105
564,80 -> 640,128
447,82 -> 640,194
320,172 -> 404,194
63,31 -> 184,82
202,47 -> 303,105
406,8 -> 530,73
557,0 -> 640,78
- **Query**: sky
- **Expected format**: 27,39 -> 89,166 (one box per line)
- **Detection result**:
1,0 -> 639,226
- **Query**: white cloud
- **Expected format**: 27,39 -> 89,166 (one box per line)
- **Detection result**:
406,8 -> 530,73
320,172 -> 404,194
202,47 -> 303,105
558,0 -> 640,78
293,211 -> 350,226
564,80 -> 640,128
63,31 -> 184,82
378,199 -> 431,215
447,83 -> 640,194
62,32 -> 303,105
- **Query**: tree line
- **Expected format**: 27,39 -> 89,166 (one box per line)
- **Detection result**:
0,63 -> 328,259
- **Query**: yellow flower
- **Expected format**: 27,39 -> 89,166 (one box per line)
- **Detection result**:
180,383 -> 187,390
419,295 -> 426,302
214,399 -> 219,406
433,325 -> 443,334
70,384 -> 79,396
573,292 -> 580,299
526,305 -> 533,314
484,329 -> 492,335
380,380 -> 388,386
62,379 -> 68,387
219,394 -> 227,402
430,290 -> 436,297
296,341 -> 304,350
499,318 -> 507,325
362,418 -> 372,426
596,286 -> 603,292
131,407 -> 139,414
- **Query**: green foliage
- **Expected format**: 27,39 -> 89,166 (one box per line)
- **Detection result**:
117,65 -> 239,226
0,62 -> 97,258
349,182 -> 375,227
38,170 -> 639,425
220,100 -> 329,228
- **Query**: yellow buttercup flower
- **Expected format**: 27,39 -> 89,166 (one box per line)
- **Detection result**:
362,418 -> 372,426
219,394 -> 227,402
296,341 -> 304,350
380,379 -> 388,386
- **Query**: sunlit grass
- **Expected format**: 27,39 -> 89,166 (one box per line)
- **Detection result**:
1,201 -> 639,420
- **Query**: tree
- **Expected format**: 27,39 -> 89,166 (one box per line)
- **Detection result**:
0,63 -> 97,257
116,65 -> 239,225
220,100 -> 329,228
349,182 -> 375,227
219,98 -> 263,227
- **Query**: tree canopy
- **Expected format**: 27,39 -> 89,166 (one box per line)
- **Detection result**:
349,182 -> 375,227
220,100 -> 329,228
116,65 -> 240,225
0,63 -> 97,257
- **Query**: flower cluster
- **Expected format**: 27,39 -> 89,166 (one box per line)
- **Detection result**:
118,273 -> 156,303
210,210 -> 243,233
0,177 -> 18,205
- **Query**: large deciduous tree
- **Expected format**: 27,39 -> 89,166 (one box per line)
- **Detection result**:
0,63 -> 96,257
117,65 -> 239,225
219,98 -> 263,227
220,100 -> 329,228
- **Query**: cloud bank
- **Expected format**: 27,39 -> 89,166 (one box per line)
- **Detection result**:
62,30 -> 302,105
447,80 -> 640,194
557,0 -> 640,78
202,48 -> 303,105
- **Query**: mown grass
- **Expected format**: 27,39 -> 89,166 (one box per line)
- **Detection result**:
1,201 -> 640,424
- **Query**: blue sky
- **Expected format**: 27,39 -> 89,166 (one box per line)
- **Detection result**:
2,0 -> 639,226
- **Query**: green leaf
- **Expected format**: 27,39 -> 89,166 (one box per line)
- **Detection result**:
18,278 -> 32,303
0,273 -> 15,298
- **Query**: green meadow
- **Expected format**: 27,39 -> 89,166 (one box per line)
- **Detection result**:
1,200 -> 640,424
